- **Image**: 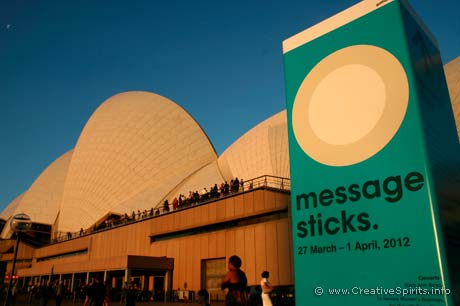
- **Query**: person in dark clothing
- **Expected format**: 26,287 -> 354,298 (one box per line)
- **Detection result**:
125,282 -> 137,306
120,282 -> 128,303
223,182 -> 230,195
221,255 -> 248,306
86,277 -> 106,306
197,288 -> 210,306
38,281 -> 52,306
55,280 -> 65,306
233,178 -> 240,193
163,200 -> 170,213
248,286 -> 262,306
103,281 -> 111,306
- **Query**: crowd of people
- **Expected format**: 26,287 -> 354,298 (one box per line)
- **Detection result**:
54,174 -> 291,243
105,177 -> 247,226
168,177 -> 246,211
7,276 -> 146,306
59,177 -> 251,242
4,257 -> 287,306
4,279 -> 68,306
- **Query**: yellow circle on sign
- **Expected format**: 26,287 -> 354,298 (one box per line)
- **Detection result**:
292,45 -> 409,166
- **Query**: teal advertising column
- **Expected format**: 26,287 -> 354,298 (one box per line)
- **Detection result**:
283,0 -> 457,305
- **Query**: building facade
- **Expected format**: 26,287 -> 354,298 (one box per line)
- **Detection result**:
2,180 -> 292,302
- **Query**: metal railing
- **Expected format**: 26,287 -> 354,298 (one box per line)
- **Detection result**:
52,175 -> 290,243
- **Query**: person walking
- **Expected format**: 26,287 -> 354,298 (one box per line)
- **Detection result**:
125,282 -> 137,306
39,281 -> 52,306
55,280 -> 64,306
221,255 -> 248,306
260,271 -> 273,306
11,281 -> 17,305
85,277 -> 106,306
120,282 -> 128,304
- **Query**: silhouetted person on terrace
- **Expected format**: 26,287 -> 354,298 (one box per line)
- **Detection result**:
173,197 -> 178,210
163,200 -> 170,212
233,177 -> 240,193
211,184 -> 219,198
193,191 -> 200,204
223,182 -> 230,195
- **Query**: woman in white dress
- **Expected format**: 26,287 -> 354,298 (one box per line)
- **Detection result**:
260,271 -> 273,306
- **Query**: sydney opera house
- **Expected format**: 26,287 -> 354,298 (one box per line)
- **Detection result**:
0,57 -> 459,302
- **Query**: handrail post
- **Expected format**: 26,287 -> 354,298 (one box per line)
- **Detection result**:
4,233 -> 20,306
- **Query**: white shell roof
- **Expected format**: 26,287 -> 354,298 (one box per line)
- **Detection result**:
445,57 -> 460,140
0,193 -> 25,224
218,110 -> 290,181
165,161 -> 225,201
58,91 -> 218,232
1,151 -> 72,238
111,160 -> 225,214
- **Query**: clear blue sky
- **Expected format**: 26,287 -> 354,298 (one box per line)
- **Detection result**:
1,0 -> 459,212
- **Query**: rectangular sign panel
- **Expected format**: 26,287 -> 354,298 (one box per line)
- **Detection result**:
283,1 -> 456,305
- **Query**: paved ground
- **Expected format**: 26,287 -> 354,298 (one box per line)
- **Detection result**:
4,296 -> 209,306
68,302 -> 199,306
8,301 -> 205,306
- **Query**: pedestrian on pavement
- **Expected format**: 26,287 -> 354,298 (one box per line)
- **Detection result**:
260,271 -> 273,306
